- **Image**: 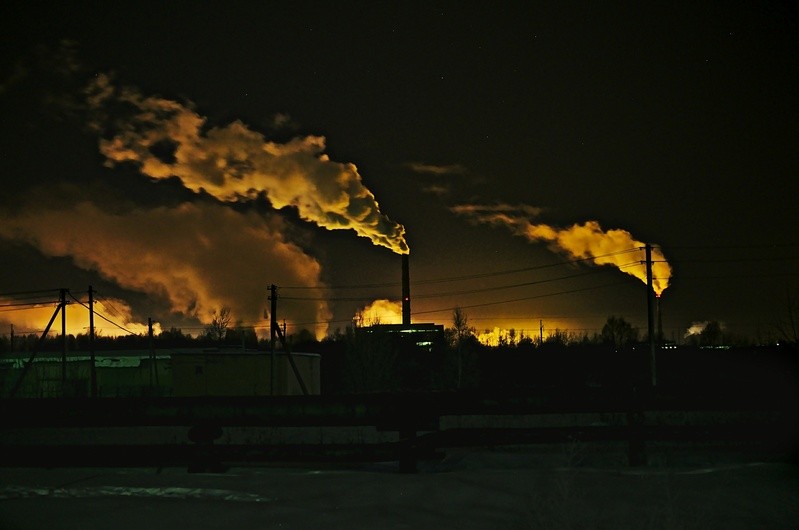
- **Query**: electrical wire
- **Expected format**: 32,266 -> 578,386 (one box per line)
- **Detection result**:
67,291 -> 138,336
279,247 -> 644,290
0,301 -> 59,312
0,288 -> 60,298
282,262 -> 639,303
411,280 -> 630,316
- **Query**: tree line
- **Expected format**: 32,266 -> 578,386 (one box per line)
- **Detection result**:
1,309 -> 795,397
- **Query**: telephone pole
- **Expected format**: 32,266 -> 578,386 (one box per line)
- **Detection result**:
645,244 -> 657,387
60,288 -> 68,394
267,284 -> 308,396
539,319 -> 544,347
88,286 -> 97,397
269,284 -> 277,395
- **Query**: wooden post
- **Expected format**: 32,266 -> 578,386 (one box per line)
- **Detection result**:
60,288 -> 67,395
88,286 -> 97,397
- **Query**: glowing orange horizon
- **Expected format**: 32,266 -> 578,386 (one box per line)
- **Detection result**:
0,297 -> 160,339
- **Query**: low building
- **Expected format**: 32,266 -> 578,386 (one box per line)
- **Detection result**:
171,350 -> 319,396
1,349 -> 320,398
357,323 -> 445,352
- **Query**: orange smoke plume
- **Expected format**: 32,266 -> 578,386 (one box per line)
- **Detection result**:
0,200 -> 331,338
452,203 -> 672,295
84,74 -> 408,255
355,299 -> 403,326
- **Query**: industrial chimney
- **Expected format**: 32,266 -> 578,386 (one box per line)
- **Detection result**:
402,254 -> 411,326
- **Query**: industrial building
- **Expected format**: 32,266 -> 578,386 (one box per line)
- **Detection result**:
0,349 -> 320,398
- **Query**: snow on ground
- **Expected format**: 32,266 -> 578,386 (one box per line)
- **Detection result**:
1,446 -> 797,530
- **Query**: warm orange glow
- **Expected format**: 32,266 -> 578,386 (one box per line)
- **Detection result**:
452,204 -> 672,295
86,74 -> 408,255
477,327 -> 509,347
475,320 -> 574,346
0,201 -> 331,338
0,297 -> 159,338
356,299 -> 403,326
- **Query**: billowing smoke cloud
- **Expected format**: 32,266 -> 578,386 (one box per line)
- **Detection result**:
0,200 -> 331,338
452,203 -> 672,295
84,74 -> 408,255
355,299 -> 403,326
685,321 -> 710,337
684,320 -> 725,338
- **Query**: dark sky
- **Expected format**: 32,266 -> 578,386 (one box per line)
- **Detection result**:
2,1 -> 798,342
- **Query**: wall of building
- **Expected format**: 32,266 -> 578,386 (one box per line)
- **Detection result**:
2,350 -> 320,398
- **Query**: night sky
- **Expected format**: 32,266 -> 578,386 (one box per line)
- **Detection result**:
2,1 -> 797,343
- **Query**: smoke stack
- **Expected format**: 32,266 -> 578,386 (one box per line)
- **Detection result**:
402,254 -> 411,326
657,295 -> 663,343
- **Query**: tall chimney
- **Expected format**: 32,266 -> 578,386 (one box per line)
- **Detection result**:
402,254 -> 411,326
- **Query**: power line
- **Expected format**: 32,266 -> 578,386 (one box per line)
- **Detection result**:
676,256 -> 799,264
0,301 -> 60,312
411,281 -> 629,316
279,280 -> 631,329
412,268 -> 617,299
67,291 -> 139,336
282,264 -> 636,303
667,243 -> 799,250
279,248 -> 643,290
0,288 -> 60,298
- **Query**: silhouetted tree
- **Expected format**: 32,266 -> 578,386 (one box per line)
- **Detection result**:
508,328 -> 517,347
600,316 -> 638,350
205,307 -> 231,343
225,324 -> 258,349
289,328 -> 317,350
774,289 -> 799,345
342,325 -> 399,392
699,320 -> 724,346
448,307 -> 476,388
544,328 -> 572,347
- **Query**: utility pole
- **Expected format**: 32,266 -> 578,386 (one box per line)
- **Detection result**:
148,317 -> 154,392
9,302 -> 63,398
539,319 -> 544,347
9,324 -> 14,353
267,284 -> 308,396
269,284 -> 277,395
645,244 -> 657,387
88,286 -> 97,398
60,288 -> 68,394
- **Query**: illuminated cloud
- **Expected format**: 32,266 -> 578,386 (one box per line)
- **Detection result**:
453,203 -> 672,295
0,200 -> 331,338
355,299 -> 403,326
421,184 -> 451,197
406,162 -> 467,176
408,162 -> 469,197
685,321 -> 709,337
84,74 -> 408,255
271,112 -> 298,131
451,203 -> 544,217
684,320 -> 724,338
